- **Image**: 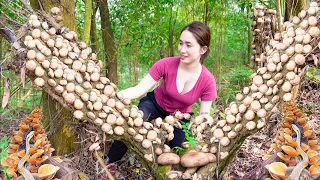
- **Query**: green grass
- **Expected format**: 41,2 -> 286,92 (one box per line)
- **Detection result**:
0,136 -> 11,180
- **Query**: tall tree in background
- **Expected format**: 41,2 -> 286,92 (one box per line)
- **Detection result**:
30,0 -> 78,155
90,2 -> 99,53
167,4 -> 177,57
284,0 -> 306,21
213,1 -> 225,85
204,0 -> 210,25
83,0 -> 93,44
246,2 -> 252,65
98,0 -> 118,84
276,0 -> 283,32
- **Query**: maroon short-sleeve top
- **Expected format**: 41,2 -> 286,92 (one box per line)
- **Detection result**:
148,56 -> 217,113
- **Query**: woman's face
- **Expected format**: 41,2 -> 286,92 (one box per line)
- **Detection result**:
178,30 -> 206,65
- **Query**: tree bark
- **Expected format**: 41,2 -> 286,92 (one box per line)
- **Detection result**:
0,36 -> 2,60
98,0 -> 118,84
276,0 -> 283,32
90,3 -> 98,53
247,3 -> 253,65
159,39 -> 166,59
83,0 -> 92,44
168,5 -> 174,57
284,0 -> 306,21
204,0 -> 209,25
30,0 -> 78,155
31,0 -> 77,32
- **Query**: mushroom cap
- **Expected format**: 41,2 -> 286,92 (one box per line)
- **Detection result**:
310,164 -> 320,176
38,164 -> 60,179
180,151 -> 209,168
266,162 -> 287,179
157,153 -> 180,165
166,171 -> 182,179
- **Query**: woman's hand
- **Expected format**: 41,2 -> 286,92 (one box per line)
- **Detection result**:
118,73 -> 157,100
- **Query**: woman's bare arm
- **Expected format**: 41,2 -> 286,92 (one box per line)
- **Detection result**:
118,73 -> 157,100
199,100 -> 213,116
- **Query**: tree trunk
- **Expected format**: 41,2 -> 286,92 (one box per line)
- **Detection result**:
284,0 -> 306,21
167,5 -> 174,57
217,0 -> 224,85
31,0 -> 77,31
83,0 -> 92,44
128,57 -> 132,85
204,0 -> 209,25
247,3 -> 253,65
90,3 -> 98,53
98,0 -> 118,84
0,36 -> 2,88
134,58 -> 138,85
276,0 -> 283,32
0,36 -> 2,60
159,39 -> 166,59
30,0 -> 78,155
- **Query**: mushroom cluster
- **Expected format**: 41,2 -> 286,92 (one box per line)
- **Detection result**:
192,0 -> 320,167
157,150 -> 216,179
24,7 -> 193,165
251,4 -> 277,68
263,101 -> 320,179
1,108 -> 56,179
19,1 -> 320,179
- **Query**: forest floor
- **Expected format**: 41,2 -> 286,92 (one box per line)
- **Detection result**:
0,78 -> 318,180
224,78 -> 320,180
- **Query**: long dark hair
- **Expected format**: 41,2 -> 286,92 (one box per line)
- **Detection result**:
181,21 -> 211,64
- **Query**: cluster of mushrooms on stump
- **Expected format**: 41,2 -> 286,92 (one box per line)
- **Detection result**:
1,108 -> 60,180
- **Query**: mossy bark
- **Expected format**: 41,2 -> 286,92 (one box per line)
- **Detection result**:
30,0 -> 78,155
41,93 -> 78,155
284,0 -> 306,21
98,0 -> 118,83
83,0 -> 93,44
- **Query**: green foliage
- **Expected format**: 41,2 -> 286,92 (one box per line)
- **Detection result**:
181,121 -> 198,149
212,105 -> 226,119
0,72 -> 42,118
217,65 -> 253,105
306,68 -> 320,81
173,146 -> 187,156
0,1 -> 25,24
75,0 -> 86,40
0,136 -> 10,180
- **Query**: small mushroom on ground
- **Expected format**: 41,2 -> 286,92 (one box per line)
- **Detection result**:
157,153 -> 180,171
265,162 -> 288,179
38,164 -> 60,180
166,171 -> 183,179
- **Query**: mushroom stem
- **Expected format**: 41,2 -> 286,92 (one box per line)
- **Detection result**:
94,151 -> 115,180
164,165 -> 172,171
185,167 -> 197,174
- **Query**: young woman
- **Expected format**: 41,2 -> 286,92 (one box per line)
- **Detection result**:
107,21 -> 217,163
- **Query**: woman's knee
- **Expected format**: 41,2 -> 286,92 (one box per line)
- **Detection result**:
138,99 -> 158,121
169,127 -> 186,148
